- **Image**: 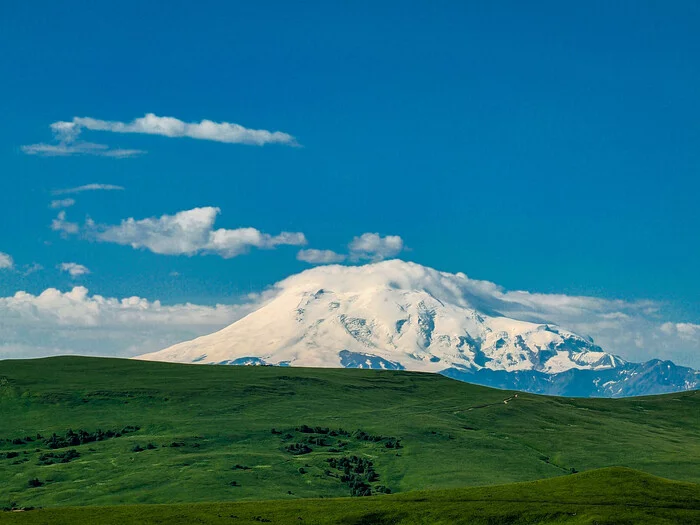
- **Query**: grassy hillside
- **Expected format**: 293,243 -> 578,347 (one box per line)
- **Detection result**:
0,357 -> 698,510
2,468 -> 698,524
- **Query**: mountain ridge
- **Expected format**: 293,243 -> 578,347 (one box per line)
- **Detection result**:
137,260 -> 698,397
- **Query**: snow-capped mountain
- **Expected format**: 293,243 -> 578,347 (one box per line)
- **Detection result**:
137,260 -> 698,397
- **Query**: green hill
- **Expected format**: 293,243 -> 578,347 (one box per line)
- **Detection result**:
2,468 -> 698,524
0,357 -> 698,512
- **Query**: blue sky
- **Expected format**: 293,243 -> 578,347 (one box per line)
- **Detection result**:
0,1 -> 698,364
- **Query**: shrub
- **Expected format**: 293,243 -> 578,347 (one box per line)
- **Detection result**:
38,449 -> 80,465
27,478 -> 43,488
285,443 -> 312,455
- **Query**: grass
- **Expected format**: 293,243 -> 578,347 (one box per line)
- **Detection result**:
0,356 -> 699,511
1,467 -> 698,524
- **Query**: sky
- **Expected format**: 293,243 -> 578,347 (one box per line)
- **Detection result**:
0,1 -> 698,366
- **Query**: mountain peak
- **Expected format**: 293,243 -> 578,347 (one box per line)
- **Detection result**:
137,260 -> 618,376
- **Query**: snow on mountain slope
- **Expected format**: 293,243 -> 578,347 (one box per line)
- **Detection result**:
137,260 -> 621,375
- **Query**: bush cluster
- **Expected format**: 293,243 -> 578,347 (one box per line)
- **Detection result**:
44,426 -> 140,449
285,443 -> 313,455
38,449 -> 80,465
326,456 -> 382,496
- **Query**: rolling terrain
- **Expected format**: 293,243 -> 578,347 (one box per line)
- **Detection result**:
2,468 -> 699,524
0,356 -> 699,515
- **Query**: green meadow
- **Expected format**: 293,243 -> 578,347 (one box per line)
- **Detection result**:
2,468 -> 699,524
0,357 -> 698,523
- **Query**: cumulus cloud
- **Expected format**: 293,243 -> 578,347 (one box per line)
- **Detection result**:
59,262 -> 90,278
0,287 -> 254,359
51,211 -> 80,236
22,113 -> 297,156
348,233 -> 404,262
93,207 -> 306,258
0,252 -> 13,270
53,184 -> 124,195
297,249 -> 346,264
298,233 -> 404,265
49,198 -> 76,209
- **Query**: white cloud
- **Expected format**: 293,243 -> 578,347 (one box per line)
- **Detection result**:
348,233 -> 404,262
297,249 -> 346,264
50,198 -> 76,209
0,287 -> 254,359
0,252 -> 13,270
660,322 -> 700,341
22,113 -> 297,156
298,233 -> 404,265
21,142 -> 144,158
51,211 -> 79,236
71,113 -> 297,146
94,207 -> 307,258
59,262 -> 90,278
22,121 -> 143,157
22,263 -> 43,276
53,184 -> 124,195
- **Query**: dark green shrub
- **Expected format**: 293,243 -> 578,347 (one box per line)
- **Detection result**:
27,478 -> 43,488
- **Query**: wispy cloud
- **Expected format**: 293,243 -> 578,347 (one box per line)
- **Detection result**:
21,142 -> 144,158
22,263 -> 43,276
297,249 -> 346,264
53,184 -> 125,195
71,114 -> 298,146
49,198 -> 76,209
22,113 -> 297,156
23,120 -> 143,157
59,262 -> 90,278
0,252 -> 13,270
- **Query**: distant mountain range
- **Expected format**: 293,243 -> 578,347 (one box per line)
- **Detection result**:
137,260 -> 699,397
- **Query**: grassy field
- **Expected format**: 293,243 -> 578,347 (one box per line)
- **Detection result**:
1,468 -> 698,524
0,356 -> 699,512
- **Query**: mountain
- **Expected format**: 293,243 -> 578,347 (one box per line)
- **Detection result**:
137,260 -> 699,397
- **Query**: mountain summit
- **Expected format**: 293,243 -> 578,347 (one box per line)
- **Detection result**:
137,260 -> 698,397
